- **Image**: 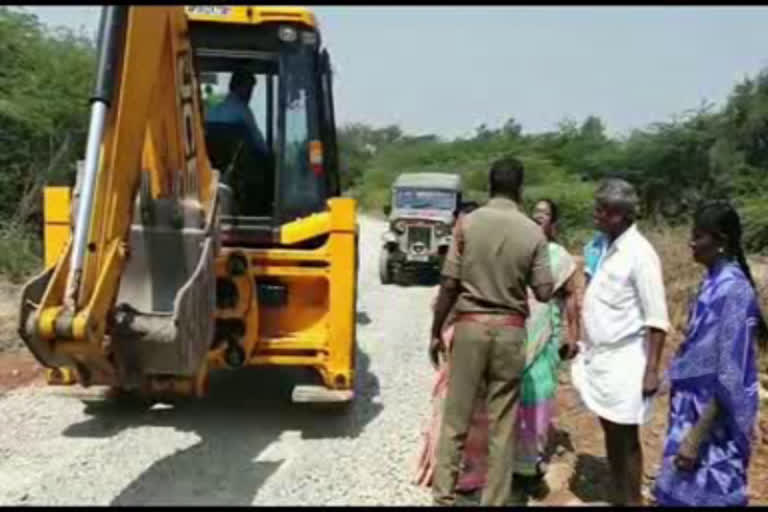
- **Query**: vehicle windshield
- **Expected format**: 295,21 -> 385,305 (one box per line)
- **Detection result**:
394,188 -> 456,210
192,23 -> 329,225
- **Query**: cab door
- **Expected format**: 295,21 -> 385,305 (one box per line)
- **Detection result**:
274,35 -> 325,224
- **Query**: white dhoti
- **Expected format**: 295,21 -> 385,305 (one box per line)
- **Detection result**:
576,225 -> 670,426
570,337 -> 654,425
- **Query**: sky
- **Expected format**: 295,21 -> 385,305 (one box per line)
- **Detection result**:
17,6 -> 768,140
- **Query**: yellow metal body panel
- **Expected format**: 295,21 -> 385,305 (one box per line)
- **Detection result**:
185,5 -> 317,29
43,187 -> 72,224
43,187 -> 72,269
280,211 -> 331,245
212,198 -> 357,390
38,175 -> 358,394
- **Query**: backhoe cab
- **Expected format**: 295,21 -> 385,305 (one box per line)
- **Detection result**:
19,5 -> 358,405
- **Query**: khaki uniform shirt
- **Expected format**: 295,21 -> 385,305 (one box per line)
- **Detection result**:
442,197 -> 553,317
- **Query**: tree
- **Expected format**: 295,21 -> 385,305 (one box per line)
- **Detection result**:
336,123 -> 405,190
502,117 -> 522,138
0,7 -> 96,225
579,115 -> 606,141
474,123 -> 496,141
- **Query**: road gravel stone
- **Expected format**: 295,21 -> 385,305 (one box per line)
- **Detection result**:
0,216 -> 436,506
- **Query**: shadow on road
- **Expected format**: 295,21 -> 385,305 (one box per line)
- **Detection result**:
60,347 -> 382,505
568,453 -> 611,503
356,311 -> 372,326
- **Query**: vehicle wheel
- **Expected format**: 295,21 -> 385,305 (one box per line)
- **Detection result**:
393,264 -> 409,287
379,248 -> 392,284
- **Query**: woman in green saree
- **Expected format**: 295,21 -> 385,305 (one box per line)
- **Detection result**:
514,199 -> 581,480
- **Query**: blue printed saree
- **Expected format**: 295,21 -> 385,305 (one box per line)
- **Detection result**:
653,262 -> 760,506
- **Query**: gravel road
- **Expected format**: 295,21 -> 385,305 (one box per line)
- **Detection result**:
0,215 -> 438,506
3,216 -> 765,506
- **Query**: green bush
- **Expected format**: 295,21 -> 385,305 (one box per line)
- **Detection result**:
352,133 -> 599,253
740,196 -> 768,255
0,8 -> 94,281
0,224 -> 42,282
339,66 -> 768,257
0,8 -> 94,222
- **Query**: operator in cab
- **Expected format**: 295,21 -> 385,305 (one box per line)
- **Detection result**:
206,69 -> 269,159
205,68 -> 274,216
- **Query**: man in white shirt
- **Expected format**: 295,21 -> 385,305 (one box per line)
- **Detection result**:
206,69 -> 269,158
571,178 -> 669,506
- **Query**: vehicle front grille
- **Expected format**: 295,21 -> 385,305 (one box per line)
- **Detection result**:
407,225 -> 432,252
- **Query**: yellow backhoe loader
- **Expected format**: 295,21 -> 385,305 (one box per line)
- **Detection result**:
18,5 -> 358,405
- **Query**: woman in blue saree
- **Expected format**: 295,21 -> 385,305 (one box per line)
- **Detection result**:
653,201 -> 766,506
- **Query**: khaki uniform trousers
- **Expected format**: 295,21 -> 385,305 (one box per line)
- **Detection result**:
432,317 -> 526,506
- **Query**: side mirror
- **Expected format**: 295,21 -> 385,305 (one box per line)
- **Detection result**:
383,204 -> 392,216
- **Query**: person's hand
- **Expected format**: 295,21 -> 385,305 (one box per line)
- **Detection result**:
674,452 -> 697,472
429,336 -> 445,370
674,430 -> 700,472
642,368 -> 660,398
559,341 -> 579,361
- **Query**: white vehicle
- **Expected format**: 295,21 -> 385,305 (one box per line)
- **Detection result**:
380,173 -> 473,285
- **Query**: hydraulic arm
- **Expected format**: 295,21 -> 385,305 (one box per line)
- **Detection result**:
18,6 -> 219,392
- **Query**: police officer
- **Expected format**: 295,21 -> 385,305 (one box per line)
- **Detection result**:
430,156 -> 554,506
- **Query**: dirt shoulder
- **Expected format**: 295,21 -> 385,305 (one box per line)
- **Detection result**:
0,279 -> 45,394
540,341 -> 768,505
0,351 -> 45,395
0,279 -> 23,354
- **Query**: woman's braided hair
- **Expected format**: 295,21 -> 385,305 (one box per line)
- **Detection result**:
694,200 -> 767,348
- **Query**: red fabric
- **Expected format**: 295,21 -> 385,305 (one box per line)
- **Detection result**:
455,312 -> 526,328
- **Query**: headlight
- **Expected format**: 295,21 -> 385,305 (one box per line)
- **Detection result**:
278,25 -> 297,42
381,232 -> 397,243
301,31 -> 318,46
435,223 -> 451,237
392,220 -> 407,233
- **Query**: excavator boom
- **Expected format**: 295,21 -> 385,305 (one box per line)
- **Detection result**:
19,6 -> 218,390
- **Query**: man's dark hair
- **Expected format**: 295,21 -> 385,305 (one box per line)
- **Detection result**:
230,69 -> 256,92
489,156 -> 524,201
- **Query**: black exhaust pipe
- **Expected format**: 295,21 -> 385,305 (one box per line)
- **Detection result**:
91,5 -> 129,107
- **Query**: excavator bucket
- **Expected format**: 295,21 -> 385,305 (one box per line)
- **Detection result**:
18,6 -> 219,394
